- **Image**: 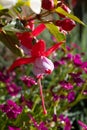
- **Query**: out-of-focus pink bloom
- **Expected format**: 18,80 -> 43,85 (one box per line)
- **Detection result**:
28,114 -> 48,130
73,54 -> 82,66
38,122 -> 48,130
59,115 -> 72,130
21,75 -> 37,87
6,83 -> 21,96
8,126 -> 21,130
70,72 -> 84,87
67,91 -> 75,102
60,81 -> 73,90
78,120 -> 87,130
20,95 -> 33,109
0,100 -> 22,119
81,61 -> 87,73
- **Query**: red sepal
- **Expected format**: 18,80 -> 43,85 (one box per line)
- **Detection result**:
31,40 -> 46,57
8,57 -> 35,72
32,24 -> 46,37
44,42 -> 64,57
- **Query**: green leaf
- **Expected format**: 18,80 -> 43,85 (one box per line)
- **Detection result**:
0,9 -> 9,16
54,0 -> 58,6
55,7 -> 85,25
2,19 -> 30,33
46,23 -> 66,42
0,5 -> 4,10
0,33 -> 24,56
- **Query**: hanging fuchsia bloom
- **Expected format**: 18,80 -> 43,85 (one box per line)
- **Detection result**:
8,40 -> 63,78
8,39 -> 64,114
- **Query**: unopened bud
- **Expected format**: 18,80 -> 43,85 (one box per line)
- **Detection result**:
42,0 -> 54,10
57,2 -> 71,18
56,18 -> 76,31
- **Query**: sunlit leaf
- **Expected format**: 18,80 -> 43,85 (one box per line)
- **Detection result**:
0,33 -> 23,56
46,23 -> 66,42
56,7 -> 85,25
2,19 -> 29,32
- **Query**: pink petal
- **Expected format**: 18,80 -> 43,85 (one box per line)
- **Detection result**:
32,24 -> 46,36
33,56 -> 54,78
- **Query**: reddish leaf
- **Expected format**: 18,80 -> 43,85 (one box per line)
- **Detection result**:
32,24 -> 46,36
8,57 -> 35,72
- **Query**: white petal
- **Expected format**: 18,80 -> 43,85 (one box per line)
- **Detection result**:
30,0 -> 41,14
0,0 -> 17,8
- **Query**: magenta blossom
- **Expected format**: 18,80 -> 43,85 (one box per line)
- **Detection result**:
59,115 -> 72,130
67,91 -> 75,102
6,83 -> 21,96
20,75 -> 37,87
60,81 -> 73,90
81,61 -> 87,73
0,100 -> 22,119
78,120 -> 87,130
8,126 -> 21,130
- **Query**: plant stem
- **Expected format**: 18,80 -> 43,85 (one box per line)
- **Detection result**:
38,79 -> 47,115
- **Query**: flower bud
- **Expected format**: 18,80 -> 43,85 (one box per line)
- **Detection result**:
0,0 -> 17,9
57,2 -> 71,18
56,18 -> 76,31
42,0 -> 54,10
33,56 -> 54,78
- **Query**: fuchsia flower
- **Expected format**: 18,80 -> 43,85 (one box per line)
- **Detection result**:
8,39 -> 63,114
8,40 -> 63,78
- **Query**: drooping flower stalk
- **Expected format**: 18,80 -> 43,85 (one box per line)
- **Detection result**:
38,78 -> 47,115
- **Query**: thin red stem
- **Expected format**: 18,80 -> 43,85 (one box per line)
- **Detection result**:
38,79 -> 47,115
